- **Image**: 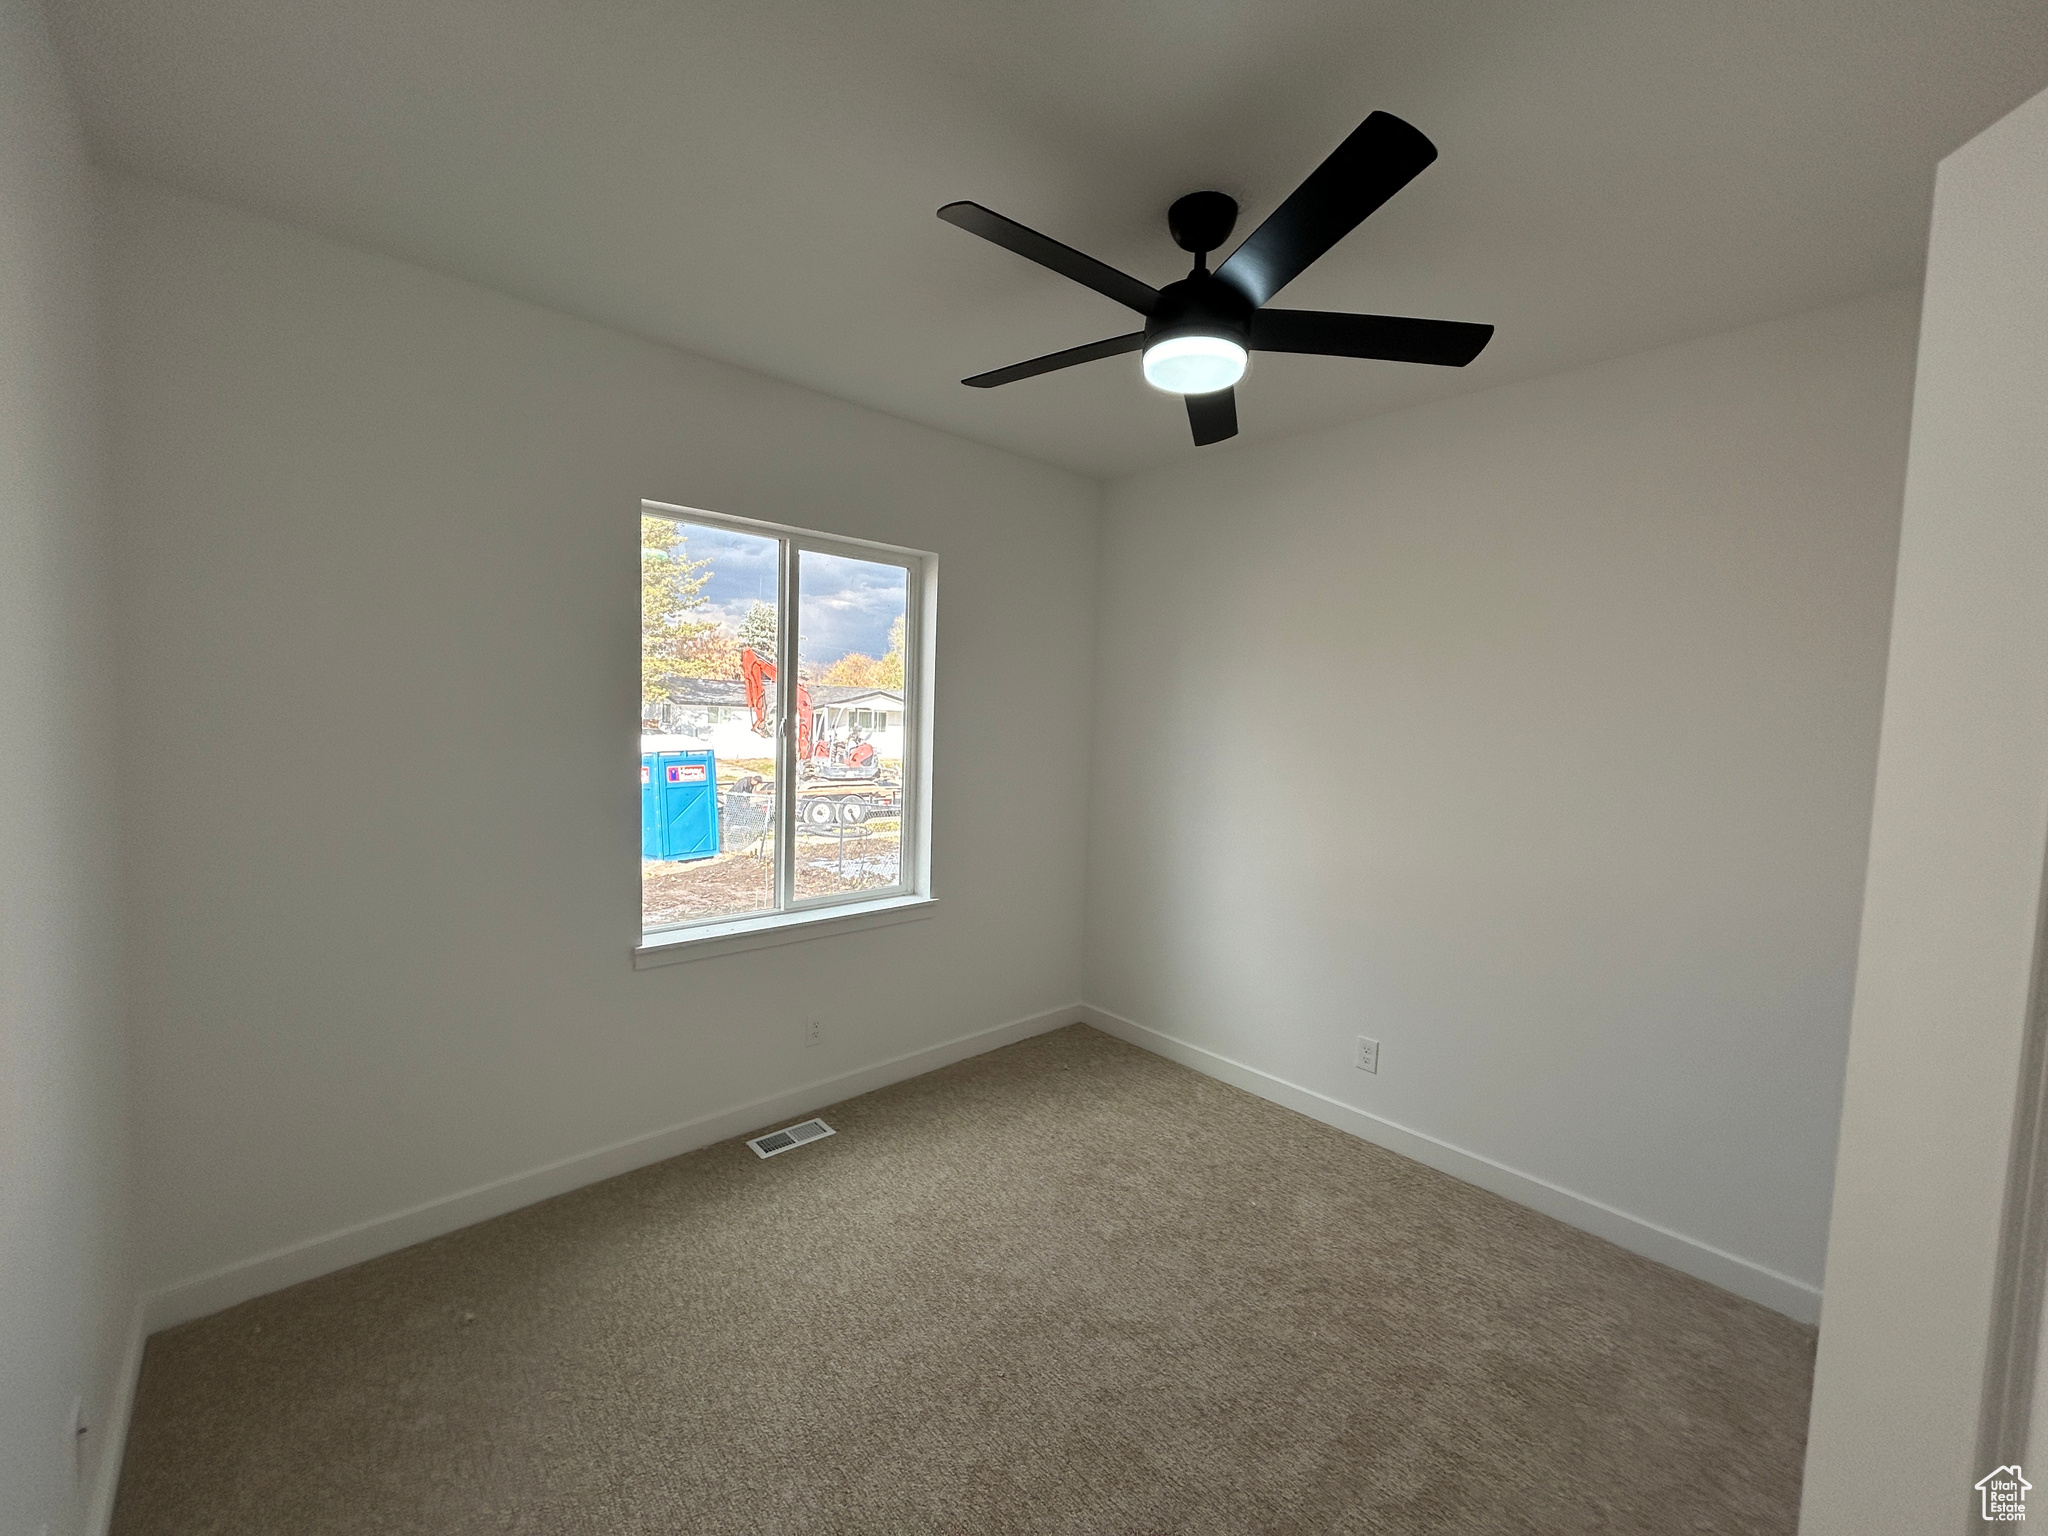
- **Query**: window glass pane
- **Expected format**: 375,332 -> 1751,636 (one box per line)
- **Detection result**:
797,550 -> 908,898
641,515 -> 781,930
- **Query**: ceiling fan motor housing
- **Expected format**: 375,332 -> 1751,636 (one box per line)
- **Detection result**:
1144,274 -> 1253,352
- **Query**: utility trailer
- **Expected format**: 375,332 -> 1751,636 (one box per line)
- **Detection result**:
719,772 -> 901,832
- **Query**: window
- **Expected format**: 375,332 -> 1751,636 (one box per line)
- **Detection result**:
638,501 -> 931,958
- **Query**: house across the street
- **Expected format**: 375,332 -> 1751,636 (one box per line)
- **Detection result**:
644,678 -> 906,764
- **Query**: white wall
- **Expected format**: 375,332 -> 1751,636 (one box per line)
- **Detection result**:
106,178 -> 1098,1313
1800,83 -> 2048,1534
0,0 -> 132,1530
1085,289 -> 1918,1320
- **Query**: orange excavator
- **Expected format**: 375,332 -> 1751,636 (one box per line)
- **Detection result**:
736,647 -> 896,829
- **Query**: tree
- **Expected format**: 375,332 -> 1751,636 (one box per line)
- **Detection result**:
737,600 -> 778,659
879,613 -> 905,691
817,651 -> 889,687
670,629 -> 740,680
815,614 -> 907,689
641,516 -> 721,704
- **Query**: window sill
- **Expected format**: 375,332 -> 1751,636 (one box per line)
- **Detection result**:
633,894 -> 937,969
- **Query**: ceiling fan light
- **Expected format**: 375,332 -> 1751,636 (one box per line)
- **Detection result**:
1141,334 -> 1247,396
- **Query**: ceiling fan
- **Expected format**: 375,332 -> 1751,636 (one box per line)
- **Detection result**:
939,111 -> 1493,447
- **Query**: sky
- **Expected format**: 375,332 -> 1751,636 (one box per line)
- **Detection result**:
668,519 -> 905,665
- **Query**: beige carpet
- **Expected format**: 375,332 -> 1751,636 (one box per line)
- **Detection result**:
112,1025 -> 1814,1534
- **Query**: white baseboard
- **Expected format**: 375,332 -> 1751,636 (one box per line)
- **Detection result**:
142,1004 -> 1081,1334
85,1292 -> 149,1536
1080,1004 -> 1823,1325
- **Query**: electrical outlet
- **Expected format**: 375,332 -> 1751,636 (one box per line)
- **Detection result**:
804,1019 -> 821,1049
1355,1036 -> 1380,1074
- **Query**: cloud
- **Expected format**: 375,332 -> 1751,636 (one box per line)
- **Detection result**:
798,551 -> 906,664
663,520 -> 904,664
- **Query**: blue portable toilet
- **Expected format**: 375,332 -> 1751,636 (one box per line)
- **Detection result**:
640,756 -> 661,859
640,738 -> 718,861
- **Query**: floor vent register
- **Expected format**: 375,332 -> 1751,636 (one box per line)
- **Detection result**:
746,1118 -> 837,1159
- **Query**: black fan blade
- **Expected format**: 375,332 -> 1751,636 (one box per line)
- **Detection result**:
1214,112 -> 1438,309
1186,388 -> 1237,446
1251,309 -> 1493,367
962,332 -> 1145,388
939,202 -> 1159,315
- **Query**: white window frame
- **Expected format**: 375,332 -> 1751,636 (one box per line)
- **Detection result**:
634,500 -> 936,967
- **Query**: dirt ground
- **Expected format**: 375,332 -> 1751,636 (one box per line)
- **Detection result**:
642,830 -> 903,928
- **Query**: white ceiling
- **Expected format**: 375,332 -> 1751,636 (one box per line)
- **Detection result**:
44,0 -> 2048,477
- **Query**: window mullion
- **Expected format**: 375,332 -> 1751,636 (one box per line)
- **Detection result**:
774,536 -> 799,911
900,560 -> 924,894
